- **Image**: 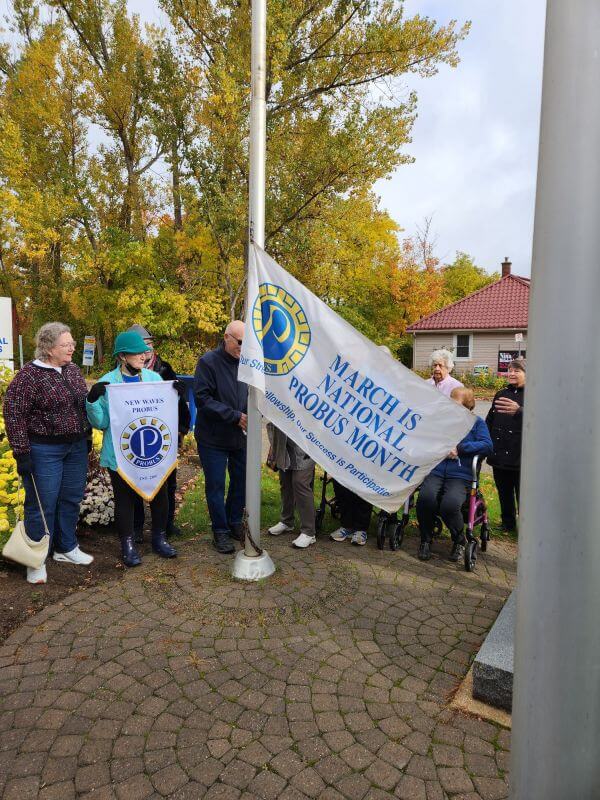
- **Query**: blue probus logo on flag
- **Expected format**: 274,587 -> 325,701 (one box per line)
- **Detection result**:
252,283 -> 311,375
120,417 -> 172,468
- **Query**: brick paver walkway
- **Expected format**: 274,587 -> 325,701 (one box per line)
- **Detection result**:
0,534 -> 516,800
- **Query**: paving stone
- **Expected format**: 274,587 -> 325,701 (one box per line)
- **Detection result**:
314,754 -> 351,784
364,758 -> 402,791
114,773 -> 155,800
290,767 -> 327,798
406,754 -> 437,781
0,534 -> 517,800
39,780 -> 76,800
336,772 -> 372,800
437,767 -> 475,794
465,752 -> 499,777
220,758 -> 258,789
3,776 -> 40,800
151,763 -> 188,796
432,744 -> 464,768
248,769 -> 287,799
270,749 -> 306,779
75,762 -> 112,793
340,742 -> 376,770
473,777 -> 510,800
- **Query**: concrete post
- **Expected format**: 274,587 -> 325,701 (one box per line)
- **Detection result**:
510,1 -> 600,796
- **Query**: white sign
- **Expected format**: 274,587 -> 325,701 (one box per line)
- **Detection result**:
107,381 -> 178,500
82,335 -> 96,367
0,297 -> 14,361
515,333 -> 524,342
239,245 -> 474,512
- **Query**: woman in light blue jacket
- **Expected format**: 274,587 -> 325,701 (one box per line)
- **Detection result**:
86,331 -> 177,567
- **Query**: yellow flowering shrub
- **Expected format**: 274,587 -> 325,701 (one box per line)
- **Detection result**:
0,370 -> 21,545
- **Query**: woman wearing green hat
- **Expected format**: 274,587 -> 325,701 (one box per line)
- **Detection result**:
86,331 -> 178,567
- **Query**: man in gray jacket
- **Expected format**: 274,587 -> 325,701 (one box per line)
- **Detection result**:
267,424 -> 316,548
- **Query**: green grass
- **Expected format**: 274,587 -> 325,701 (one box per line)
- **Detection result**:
175,464 -> 514,542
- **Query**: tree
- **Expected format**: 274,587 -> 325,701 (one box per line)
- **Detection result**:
441,251 -> 499,304
0,0 -> 472,360
160,0 -> 470,316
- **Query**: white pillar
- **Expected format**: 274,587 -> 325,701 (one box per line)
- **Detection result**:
510,1 -> 600,796
232,0 -> 275,579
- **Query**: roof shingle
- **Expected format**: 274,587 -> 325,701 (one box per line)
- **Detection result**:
406,274 -> 530,331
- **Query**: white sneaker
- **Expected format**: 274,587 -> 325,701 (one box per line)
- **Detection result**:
53,546 -> 94,565
351,530 -> 367,546
268,521 -> 293,536
27,564 -> 47,584
292,533 -> 316,548
330,527 -> 353,542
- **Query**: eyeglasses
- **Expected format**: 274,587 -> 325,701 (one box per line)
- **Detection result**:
58,342 -> 77,350
225,333 -> 243,346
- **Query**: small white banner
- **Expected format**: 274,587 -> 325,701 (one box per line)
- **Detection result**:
107,381 -> 178,500
82,335 -> 96,367
239,245 -> 474,512
0,297 -> 14,362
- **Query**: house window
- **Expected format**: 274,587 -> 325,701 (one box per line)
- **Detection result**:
454,334 -> 472,359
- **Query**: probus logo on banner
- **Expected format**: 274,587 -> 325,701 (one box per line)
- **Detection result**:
252,283 -> 311,375
120,417 -> 173,469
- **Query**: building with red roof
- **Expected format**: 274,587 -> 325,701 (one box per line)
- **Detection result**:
406,258 -> 529,375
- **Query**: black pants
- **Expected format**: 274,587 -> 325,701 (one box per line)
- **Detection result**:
416,473 -> 468,544
492,467 -> 520,529
333,480 -> 372,531
110,470 -> 168,540
133,469 -> 177,532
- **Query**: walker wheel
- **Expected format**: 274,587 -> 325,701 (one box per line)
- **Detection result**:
433,517 -> 443,537
464,540 -> 478,572
376,516 -> 386,550
315,508 -> 325,535
480,523 -> 489,552
390,522 -> 404,551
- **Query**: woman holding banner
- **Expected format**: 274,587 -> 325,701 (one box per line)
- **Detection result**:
86,331 -> 180,567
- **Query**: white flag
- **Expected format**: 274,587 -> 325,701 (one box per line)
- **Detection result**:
239,244 -> 475,512
108,381 -> 178,501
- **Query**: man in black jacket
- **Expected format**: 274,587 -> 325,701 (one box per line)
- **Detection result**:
486,359 -> 526,532
194,320 -> 248,554
127,324 -> 191,539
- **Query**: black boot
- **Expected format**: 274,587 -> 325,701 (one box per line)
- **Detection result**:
121,536 -> 142,568
166,521 -> 182,538
229,523 -> 243,542
134,526 -> 144,544
213,532 -> 235,554
449,532 -> 465,562
152,530 -> 177,558
418,541 -> 431,561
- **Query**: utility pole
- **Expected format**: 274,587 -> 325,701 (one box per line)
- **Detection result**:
232,0 -> 275,580
510,1 -> 600,796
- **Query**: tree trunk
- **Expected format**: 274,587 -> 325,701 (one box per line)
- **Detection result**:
171,139 -> 183,231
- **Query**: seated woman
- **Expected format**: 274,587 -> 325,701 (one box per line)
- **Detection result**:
427,349 -> 464,397
416,387 -> 492,562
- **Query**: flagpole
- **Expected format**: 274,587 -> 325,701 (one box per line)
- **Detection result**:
232,0 -> 275,580
510,1 -> 600,796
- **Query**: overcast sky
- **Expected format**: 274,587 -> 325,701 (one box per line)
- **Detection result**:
375,1 -> 547,276
1,0 -> 547,276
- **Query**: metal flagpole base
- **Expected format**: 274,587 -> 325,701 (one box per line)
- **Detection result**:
232,549 -> 276,581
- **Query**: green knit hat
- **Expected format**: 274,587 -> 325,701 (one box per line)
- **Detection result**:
112,331 -> 152,357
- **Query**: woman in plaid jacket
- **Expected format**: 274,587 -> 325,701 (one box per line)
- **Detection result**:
3,322 -> 93,584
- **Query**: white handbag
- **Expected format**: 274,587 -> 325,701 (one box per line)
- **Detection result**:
2,477 -> 50,569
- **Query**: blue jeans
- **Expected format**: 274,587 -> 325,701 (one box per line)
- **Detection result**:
23,440 -> 88,553
197,443 -> 246,535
